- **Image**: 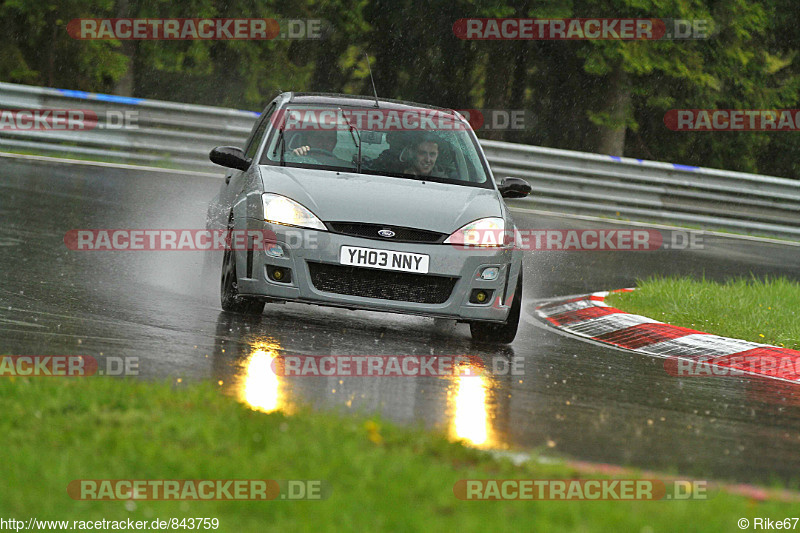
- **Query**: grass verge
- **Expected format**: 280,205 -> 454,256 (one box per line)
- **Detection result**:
0,377 -> 797,531
606,276 -> 800,350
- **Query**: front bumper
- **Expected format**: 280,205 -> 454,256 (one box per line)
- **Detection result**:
234,220 -> 523,323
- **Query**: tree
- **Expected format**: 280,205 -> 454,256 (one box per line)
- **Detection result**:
0,0 -> 128,90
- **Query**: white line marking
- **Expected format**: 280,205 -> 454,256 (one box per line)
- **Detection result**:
0,151 -> 223,178
0,317 -> 46,328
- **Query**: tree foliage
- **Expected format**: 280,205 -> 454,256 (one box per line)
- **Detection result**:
2,0 -> 800,178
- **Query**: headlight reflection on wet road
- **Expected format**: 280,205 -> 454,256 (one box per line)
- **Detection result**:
239,339 -> 286,414
450,362 -> 492,447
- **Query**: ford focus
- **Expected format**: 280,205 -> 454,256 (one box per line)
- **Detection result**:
206,92 -> 531,343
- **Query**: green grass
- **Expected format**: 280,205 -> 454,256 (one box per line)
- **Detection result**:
0,377 -> 797,531
606,276 -> 800,350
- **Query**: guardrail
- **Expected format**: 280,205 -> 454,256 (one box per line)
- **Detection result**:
2,81 -> 799,239
0,81 -> 255,171
484,141 -> 800,239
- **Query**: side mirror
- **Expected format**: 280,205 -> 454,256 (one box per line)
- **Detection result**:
210,146 -> 251,171
498,177 -> 532,199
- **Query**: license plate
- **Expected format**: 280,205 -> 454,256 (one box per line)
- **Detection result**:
339,246 -> 429,274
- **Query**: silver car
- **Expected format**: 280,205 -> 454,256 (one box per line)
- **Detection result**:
207,93 -> 530,343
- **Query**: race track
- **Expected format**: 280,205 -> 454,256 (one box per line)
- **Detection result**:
2,154 -> 799,484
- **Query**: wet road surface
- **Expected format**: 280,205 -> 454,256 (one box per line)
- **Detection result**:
2,154 -> 800,485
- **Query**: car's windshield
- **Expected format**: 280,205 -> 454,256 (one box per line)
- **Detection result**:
260,104 -> 492,187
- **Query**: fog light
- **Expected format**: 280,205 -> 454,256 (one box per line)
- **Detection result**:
267,266 -> 291,283
480,267 -> 500,281
266,244 -> 285,258
469,289 -> 493,304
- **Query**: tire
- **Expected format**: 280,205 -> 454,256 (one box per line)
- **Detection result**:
469,271 -> 522,344
220,246 -> 265,315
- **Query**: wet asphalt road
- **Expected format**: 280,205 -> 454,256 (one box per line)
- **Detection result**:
2,154 -> 800,485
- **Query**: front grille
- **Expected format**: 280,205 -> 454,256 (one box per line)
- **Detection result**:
307,262 -> 457,304
327,222 -> 446,243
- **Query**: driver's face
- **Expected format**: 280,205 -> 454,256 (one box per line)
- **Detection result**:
412,141 -> 438,174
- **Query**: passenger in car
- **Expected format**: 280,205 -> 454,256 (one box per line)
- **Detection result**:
403,134 -> 447,177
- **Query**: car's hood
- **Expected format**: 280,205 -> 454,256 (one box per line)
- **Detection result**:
259,166 -> 502,234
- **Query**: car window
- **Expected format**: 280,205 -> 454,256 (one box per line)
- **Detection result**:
261,107 -> 359,170
260,104 -> 491,187
244,103 -> 276,160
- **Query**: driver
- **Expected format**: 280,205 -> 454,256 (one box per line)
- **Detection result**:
291,129 -> 338,156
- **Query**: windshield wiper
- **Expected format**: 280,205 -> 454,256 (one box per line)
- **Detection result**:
271,116 -> 287,166
339,109 -> 361,173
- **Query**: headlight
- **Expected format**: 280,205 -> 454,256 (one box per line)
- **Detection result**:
262,193 -> 326,230
444,217 -> 508,247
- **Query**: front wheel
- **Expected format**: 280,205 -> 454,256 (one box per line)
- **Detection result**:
220,247 -> 265,315
469,271 -> 522,344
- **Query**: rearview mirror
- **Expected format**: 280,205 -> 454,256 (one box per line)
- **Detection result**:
210,146 -> 251,171
498,177 -> 532,199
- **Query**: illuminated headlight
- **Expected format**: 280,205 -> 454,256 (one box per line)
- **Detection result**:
444,217 -> 507,247
262,193 -> 326,231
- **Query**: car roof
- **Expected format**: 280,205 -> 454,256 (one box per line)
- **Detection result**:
282,92 -> 456,114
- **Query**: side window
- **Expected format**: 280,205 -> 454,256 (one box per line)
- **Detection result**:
244,103 -> 276,159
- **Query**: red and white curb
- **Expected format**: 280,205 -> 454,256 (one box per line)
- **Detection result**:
535,289 -> 800,383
